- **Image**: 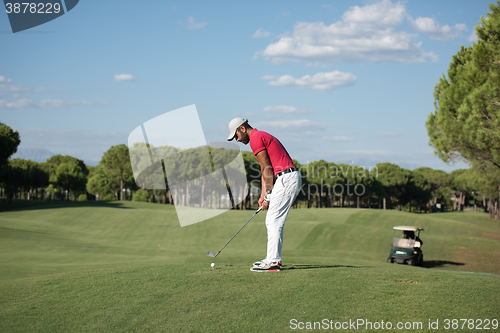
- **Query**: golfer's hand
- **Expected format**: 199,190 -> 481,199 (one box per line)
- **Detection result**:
258,196 -> 269,209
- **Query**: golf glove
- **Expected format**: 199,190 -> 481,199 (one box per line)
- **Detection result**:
264,189 -> 271,203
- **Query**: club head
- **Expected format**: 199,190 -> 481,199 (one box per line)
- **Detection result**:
207,251 -> 216,257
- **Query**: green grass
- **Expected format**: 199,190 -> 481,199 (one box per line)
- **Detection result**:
1,200 -> 499,332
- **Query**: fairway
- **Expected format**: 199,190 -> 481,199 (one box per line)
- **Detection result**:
1,201 -> 499,332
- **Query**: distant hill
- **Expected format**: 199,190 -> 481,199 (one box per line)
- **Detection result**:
10,148 -> 100,166
11,148 -> 55,163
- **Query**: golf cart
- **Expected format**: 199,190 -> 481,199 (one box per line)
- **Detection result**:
387,226 -> 424,266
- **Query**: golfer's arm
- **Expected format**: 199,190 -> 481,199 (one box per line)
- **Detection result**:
255,149 -> 273,194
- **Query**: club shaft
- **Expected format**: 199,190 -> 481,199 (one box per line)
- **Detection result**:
214,207 -> 262,257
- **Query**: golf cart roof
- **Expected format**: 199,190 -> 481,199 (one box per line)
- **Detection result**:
393,226 -> 423,231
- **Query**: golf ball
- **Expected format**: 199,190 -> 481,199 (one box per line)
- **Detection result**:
211,263 -> 215,268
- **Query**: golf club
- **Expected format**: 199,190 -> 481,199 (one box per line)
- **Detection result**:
207,206 -> 263,258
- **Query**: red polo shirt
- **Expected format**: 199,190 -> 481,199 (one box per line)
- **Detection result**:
249,129 -> 295,176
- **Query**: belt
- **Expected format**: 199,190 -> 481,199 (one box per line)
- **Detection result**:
275,167 -> 298,178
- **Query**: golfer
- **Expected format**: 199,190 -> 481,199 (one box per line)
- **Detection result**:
227,117 -> 302,272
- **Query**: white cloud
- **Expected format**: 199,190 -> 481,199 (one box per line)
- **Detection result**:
14,127 -> 128,164
338,149 -> 397,156
278,11 -> 291,18
468,30 -> 478,43
0,81 -> 63,93
260,75 -> 276,80
323,136 -> 353,141
0,83 -> 29,92
257,0 -> 437,64
342,0 -> 406,26
32,87 -> 66,93
261,70 -> 356,91
187,16 -> 207,30
114,74 -> 137,81
71,100 -> 109,107
0,77 -> 107,110
0,98 -> 33,109
0,98 -> 108,109
253,28 -> 271,38
256,119 -> 327,132
263,105 -> 311,114
408,17 -> 468,41
37,99 -> 65,108
0,76 -> 12,83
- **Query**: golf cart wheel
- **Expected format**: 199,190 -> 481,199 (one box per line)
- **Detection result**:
418,254 -> 424,266
387,257 -> 393,263
407,259 -> 414,266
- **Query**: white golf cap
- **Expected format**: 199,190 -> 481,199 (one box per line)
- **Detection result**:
227,117 -> 247,141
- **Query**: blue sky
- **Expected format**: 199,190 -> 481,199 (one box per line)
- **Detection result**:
0,0 -> 492,171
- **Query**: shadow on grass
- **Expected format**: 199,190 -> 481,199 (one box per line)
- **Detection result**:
422,260 -> 465,268
284,264 -> 369,270
0,199 -> 134,212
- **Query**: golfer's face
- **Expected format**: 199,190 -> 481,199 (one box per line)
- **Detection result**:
236,129 -> 249,145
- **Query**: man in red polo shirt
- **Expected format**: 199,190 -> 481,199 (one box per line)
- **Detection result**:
227,117 -> 302,272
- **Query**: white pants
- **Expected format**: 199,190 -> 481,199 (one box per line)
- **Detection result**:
266,171 -> 302,262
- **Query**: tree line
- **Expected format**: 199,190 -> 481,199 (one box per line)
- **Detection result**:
1,122 -> 499,219
278,158 -> 499,218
